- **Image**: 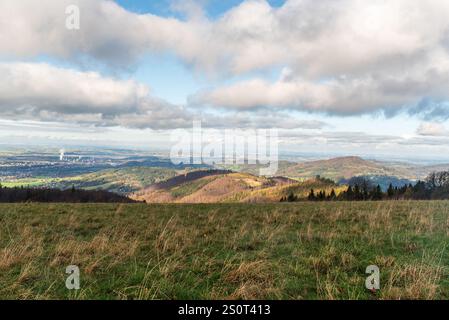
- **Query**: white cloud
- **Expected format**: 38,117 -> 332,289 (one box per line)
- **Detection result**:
0,62 -> 192,129
0,0 -> 217,70
416,122 -> 449,136
3,0 -> 449,74
190,64 -> 449,115
0,62 -> 326,130
0,63 -> 148,114
2,0 -> 449,117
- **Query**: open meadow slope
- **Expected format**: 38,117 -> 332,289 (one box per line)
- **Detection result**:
0,202 -> 448,300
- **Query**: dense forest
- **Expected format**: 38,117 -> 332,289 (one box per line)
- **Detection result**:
282,171 -> 449,202
0,185 -> 137,203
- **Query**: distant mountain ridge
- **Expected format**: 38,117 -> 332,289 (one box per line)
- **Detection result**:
131,156 -> 449,203
277,156 -> 427,181
6,154 -> 449,199
278,157 -> 410,181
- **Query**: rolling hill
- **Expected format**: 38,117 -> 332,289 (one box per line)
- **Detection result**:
216,156 -> 426,181
277,156 -> 416,181
132,170 -> 344,203
1,167 -> 181,194
4,155 -> 448,198
412,163 -> 449,179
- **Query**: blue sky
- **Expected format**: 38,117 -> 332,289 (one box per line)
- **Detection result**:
1,0 -> 449,161
116,0 -> 286,17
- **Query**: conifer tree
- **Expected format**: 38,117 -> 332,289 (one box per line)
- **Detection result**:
308,189 -> 316,201
329,189 -> 336,200
387,183 -> 394,198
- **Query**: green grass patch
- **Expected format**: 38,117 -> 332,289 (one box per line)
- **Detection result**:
0,201 -> 448,300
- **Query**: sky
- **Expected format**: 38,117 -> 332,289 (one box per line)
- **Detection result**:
1,0 -> 449,161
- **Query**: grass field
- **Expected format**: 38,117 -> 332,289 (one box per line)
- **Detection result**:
0,201 -> 448,300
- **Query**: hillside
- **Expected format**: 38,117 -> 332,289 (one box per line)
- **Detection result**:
1,167 -> 181,194
0,202 -> 447,299
3,156 -> 448,198
277,156 -> 416,181
413,163 -> 449,180
215,161 -> 296,176
133,170 -> 343,203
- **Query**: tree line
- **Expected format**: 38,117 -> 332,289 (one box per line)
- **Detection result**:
281,171 -> 449,202
0,185 -> 138,203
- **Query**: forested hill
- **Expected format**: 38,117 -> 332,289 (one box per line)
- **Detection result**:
0,186 -> 137,203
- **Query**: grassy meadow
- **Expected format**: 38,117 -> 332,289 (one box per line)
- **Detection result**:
0,201 -> 448,300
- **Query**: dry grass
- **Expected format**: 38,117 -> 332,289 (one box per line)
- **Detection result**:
0,226 -> 44,270
0,201 -> 448,300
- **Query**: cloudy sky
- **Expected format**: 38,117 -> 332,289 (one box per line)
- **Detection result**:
2,0 -> 449,161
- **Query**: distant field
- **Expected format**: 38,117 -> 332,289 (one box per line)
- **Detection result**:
0,202 -> 448,300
